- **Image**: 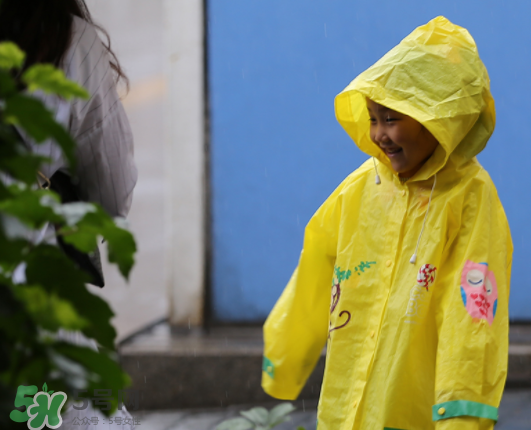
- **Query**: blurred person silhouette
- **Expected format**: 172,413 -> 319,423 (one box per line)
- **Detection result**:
0,0 -> 137,428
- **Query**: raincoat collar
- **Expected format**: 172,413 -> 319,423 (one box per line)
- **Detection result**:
335,16 -> 496,183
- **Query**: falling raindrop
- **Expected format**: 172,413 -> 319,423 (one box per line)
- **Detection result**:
303,400 -> 305,412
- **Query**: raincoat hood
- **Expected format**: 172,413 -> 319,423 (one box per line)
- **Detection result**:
335,16 -> 495,181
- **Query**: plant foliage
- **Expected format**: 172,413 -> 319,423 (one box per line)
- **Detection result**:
216,403 -> 304,430
0,41 -> 136,427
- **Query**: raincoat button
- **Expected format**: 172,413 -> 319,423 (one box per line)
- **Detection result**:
370,331 -> 375,338
353,400 -> 358,407
386,260 -> 392,267
401,190 -> 406,196
438,407 -> 446,416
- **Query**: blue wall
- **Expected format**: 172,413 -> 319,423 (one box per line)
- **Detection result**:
208,0 -> 531,322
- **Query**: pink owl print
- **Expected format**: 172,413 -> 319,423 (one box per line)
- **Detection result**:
460,260 -> 498,325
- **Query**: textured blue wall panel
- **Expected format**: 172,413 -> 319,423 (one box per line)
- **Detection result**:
208,0 -> 531,321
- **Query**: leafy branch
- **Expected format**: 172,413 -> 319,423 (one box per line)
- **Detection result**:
0,40 -> 136,425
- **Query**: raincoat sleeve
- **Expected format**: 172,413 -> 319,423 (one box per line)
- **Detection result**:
261,175 -> 350,400
433,177 -> 512,430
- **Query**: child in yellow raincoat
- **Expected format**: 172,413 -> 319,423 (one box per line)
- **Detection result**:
262,16 -> 512,430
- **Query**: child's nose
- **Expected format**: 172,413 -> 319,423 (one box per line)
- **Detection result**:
373,125 -> 389,144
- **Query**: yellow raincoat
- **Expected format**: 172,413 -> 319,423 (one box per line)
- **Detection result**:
262,16 -> 512,430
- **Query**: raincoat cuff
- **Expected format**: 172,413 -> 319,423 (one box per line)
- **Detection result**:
261,356 -> 299,400
262,356 -> 275,379
432,400 -> 498,421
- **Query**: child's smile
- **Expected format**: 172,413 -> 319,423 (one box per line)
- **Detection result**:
366,98 -> 439,179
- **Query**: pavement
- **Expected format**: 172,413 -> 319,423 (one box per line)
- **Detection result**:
134,391 -> 531,430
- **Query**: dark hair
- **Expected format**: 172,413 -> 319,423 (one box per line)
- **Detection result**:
0,0 -> 128,89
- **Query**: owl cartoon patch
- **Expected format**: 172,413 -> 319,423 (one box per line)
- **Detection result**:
460,260 -> 498,325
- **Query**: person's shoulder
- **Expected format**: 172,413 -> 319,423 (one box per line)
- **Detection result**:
459,159 -> 499,194
63,16 -> 110,80
70,15 -> 103,53
338,158 -> 376,193
315,159 -> 375,209
447,159 -> 505,213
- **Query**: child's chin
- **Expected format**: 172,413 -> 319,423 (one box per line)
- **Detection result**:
390,163 -> 408,175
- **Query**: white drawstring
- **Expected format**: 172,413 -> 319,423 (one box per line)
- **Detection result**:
373,157 -> 381,185
410,173 -> 437,264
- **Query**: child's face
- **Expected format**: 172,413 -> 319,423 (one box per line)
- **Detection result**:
366,99 -> 439,178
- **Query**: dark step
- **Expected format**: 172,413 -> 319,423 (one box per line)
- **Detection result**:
119,323 -> 531,410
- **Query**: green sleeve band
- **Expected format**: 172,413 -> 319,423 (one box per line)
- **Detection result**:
262,356 -> 275,379
432,400 -> 498,422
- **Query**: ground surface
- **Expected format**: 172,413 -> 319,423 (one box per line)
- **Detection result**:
135,389 -> 531,430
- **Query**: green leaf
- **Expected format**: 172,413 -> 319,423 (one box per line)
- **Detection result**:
42,382 -> 48,392
2,354 -> 50,389
240,407 -> 269,426
9,191 -> 137,279
22,64 -> 89,100
0,228 -> 27,267
0,122 -> 51,184
48,350 -> 90,390
39,196 -> 136,278
268,403 -> 296,427
13,284 -> 89,332
0,187 -> 62,228
24,245 -> 117,349
0,42 -> 25,69
101,220 -> 136,279
215,417 -> 254,430
4,94 -> 76,168
53,343 -> 130,415
43,199 -> 97,228
0,69 -> 16,97
62,212 -> 136,279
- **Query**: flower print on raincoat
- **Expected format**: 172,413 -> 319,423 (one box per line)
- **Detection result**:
262,16 -> 512,430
